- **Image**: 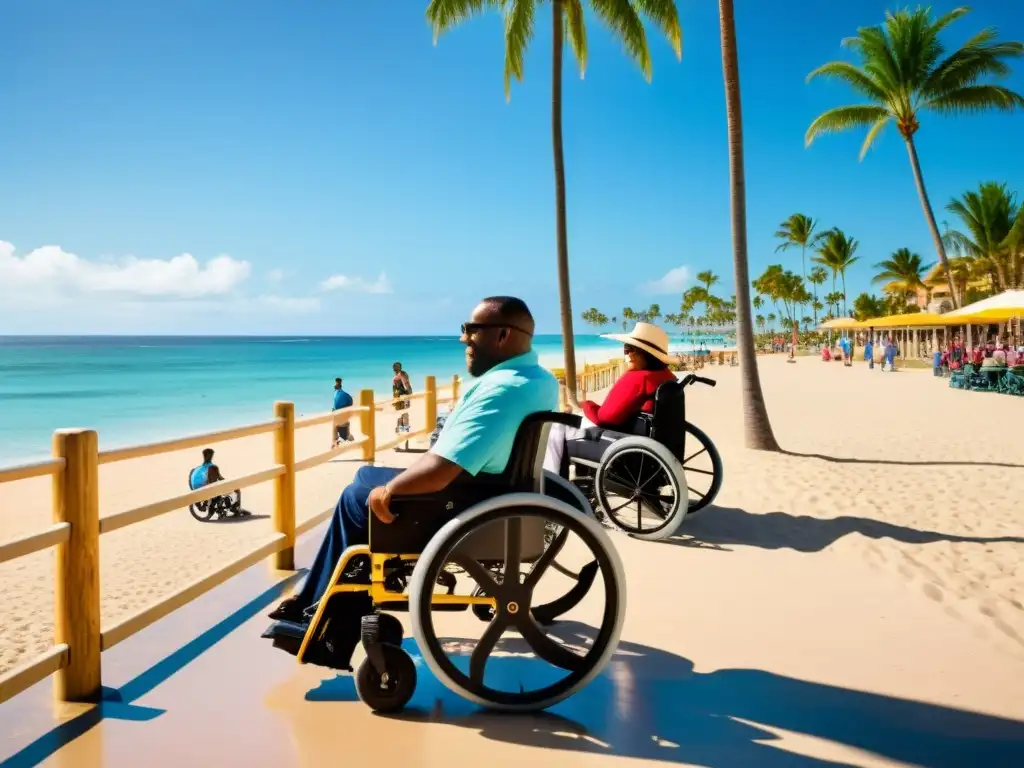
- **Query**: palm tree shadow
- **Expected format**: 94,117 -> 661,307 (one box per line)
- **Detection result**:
779,450 -> 1024,470
666,506 -> 1024,553
306,621 -> 1024,767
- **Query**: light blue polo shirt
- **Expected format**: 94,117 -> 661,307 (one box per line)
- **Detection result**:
431,350 -> 558,476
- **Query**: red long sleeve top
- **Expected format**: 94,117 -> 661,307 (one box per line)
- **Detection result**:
582,368 -> 676,427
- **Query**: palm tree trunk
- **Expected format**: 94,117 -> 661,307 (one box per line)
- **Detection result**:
904,135 -> 958,308
717,0 -> 779,451
551,0 -> 577,399
841,271 -> 847,316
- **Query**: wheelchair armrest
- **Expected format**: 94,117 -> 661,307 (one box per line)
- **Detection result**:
544,411 -> 583,429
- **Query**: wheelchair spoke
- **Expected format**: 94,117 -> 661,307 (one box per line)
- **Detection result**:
470,615 -> 509,685
504,518 -> 522,586
685,467 -> 714,477
524,526 -> 566,589
607,496 -> 637,515
451,554 -> 502,596
684,446 -> 708,464
687,486 -> 705,499
517,615 -> 585,673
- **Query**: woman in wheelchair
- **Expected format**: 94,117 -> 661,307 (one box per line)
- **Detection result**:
262,297 -> 626,714
543,321 -> 675,477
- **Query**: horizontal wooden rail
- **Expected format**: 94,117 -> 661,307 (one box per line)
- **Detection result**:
100,465 -> 285,535
375,427 -> 431,453
296,506 -> 334,537
293,404 -> 368,429
98,419 -> 283,465
294,437 -> 369,473
101,533 -> 287,650
0,457 -> 65,485
0,645 -> 69,704
0,523 -> 70,566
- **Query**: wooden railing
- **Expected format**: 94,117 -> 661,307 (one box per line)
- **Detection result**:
0,373 -> 461,705
551,358 -> 627,408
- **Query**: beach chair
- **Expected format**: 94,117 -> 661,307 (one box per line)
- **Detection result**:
262,412 -> 624,715
565,374 -> 724,541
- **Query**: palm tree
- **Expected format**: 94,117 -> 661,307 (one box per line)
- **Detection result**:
696,270 -> 720,295
872,247 -> 933,307
774,213 -> 822,282
944,182 -> 1022,290
621,306 -> 636,331
852,292 -> 887,322
813,229 -> 859,316
426,0 -> 682,399
807,266 -> 828,323
718,0 -> 779,451
805,6 -> 1024,308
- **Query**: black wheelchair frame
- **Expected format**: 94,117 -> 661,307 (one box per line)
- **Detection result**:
568,374 -> 723,540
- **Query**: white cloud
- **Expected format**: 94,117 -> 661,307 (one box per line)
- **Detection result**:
0,241 -> 251,298
642,266 -> 691,294
266,268 -> 285,283
320,272 -> 393,294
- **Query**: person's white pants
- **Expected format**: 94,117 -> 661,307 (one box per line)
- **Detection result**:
543,417 -> 596,475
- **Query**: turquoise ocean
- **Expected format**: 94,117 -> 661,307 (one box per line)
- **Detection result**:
0,335 -> 633,465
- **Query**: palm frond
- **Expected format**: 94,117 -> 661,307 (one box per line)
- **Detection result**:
805,105 -> 889,146
590,0 -> 651,80
858,114 -> 892,159
931,6 -> 971,35
922,32 -> 1023,96
634,0 -> 682,60
806,60 -> 889,104
503,0 -> 535,99
564,0 -> 588,77
426,0 -> 502,43
925,83 -> 1024,114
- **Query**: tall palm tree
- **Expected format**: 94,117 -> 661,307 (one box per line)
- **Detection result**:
872,247 -> 933,307
805,6 -> 1024,308
944,181 -> 1022,290
426,0 -> 682,399
718,0 -> 779,451
695,270 -> 720,294
813,229 -> 859,316
774,213 -> 822,282
807,266 -> 828,324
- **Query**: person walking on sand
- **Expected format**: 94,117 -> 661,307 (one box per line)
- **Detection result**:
331,378 -> 354,447
864,337 -> 874,370
392,362 -> 412,434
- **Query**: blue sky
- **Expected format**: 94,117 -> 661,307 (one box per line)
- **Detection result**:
0,0 -> 1021,335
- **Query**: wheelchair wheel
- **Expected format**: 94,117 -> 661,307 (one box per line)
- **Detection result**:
541,470 -> 596,579
355,644 -> 417,714
189,500 -> 215,522
683,422 -> 723,514
409,494 -> 625,712
594,436 -> 686,540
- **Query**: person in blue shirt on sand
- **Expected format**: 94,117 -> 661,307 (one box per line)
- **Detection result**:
331,377 -> 354,447
269,296 -> 557,624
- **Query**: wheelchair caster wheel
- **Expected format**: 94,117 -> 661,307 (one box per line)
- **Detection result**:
377,613 -> 404,646
355,645 -> 417,714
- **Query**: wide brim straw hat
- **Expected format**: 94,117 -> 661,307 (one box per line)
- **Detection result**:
600,322 -> 673,364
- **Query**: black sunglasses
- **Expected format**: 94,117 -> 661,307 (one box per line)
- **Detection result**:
461,322 -> 533,338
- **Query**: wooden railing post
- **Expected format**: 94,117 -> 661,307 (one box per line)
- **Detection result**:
451,374 -> 460,404
52,429 -> 101,703
359,389 -> 375,463
273,401 -> 296,570
424,376 -> 437,435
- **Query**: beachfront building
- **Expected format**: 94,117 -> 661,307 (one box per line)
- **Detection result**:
913,264 -> 994,313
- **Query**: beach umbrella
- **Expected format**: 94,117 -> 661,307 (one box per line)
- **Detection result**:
943,290 -> 1024,321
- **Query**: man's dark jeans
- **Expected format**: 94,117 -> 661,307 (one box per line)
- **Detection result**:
294,465 -> 402,610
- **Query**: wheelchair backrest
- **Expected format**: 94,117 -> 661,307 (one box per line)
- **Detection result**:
651,379 -> 686,461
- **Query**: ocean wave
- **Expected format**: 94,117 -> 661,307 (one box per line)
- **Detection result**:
0,389 -> 142,401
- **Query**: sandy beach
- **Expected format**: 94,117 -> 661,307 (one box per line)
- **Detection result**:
2,355 -> 1024,732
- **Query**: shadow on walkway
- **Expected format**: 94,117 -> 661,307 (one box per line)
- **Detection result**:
664,506 -> 1024,553
304,621 -> 1024,767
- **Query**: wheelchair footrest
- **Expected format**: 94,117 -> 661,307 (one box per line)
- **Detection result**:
262,620 -> 307,657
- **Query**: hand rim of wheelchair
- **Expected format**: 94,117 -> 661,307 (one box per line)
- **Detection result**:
593,436 -> 687,540
409,493 -> 626,712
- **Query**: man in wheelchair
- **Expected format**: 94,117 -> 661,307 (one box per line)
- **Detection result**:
188,448 -> 245,520
267,296 -> 558,627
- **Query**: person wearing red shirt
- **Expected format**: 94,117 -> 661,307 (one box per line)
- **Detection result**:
543,322 -> 676,477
